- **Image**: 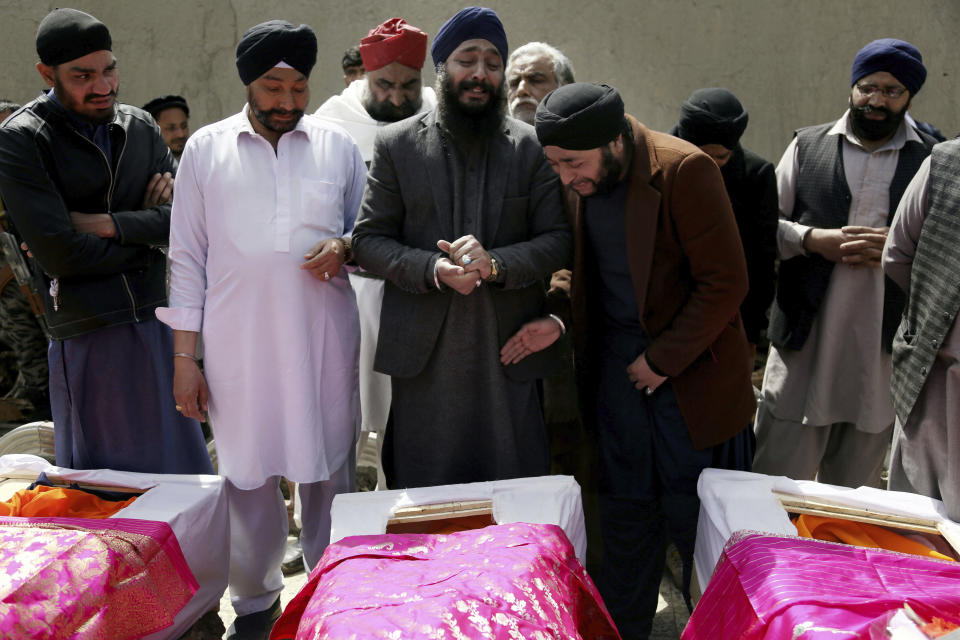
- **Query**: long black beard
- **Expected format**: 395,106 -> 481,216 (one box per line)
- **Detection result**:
436,68 -> 506,142
848,96 -> 909,142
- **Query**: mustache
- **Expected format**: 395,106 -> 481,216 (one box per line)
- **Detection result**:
510,96 -> 539,110
263,108 -> 304,118
458,78 -> 496,93
84,90 -> 116,102
851,103 -> 896,119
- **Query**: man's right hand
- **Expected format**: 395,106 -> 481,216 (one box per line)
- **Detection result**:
142,172 -> 174,208
436,257 -> 481,295
173,357 -> 209,422
803,225 -> 887,267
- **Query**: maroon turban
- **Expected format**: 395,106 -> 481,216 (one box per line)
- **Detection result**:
359,18 -> 428,72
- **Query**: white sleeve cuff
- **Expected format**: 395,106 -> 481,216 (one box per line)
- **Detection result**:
155,306 -> 203,332
778,220 -> 812,260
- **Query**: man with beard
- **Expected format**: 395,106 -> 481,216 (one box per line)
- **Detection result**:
317,18 -> 436,490
317,19 -> 435,164
506,41 -> 574,126
520,82 -> 754,640
158,20 -> 365,638
0,9 -> 212,475
753,38 -> 937,488
143,95 -> 191,161
352,6 -> 571,489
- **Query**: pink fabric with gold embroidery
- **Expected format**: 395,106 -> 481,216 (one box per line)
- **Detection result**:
683,531 -> 960,640
0,516 -> 198,639
271,522 -> 620,640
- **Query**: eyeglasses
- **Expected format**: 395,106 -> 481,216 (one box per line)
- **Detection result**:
855,83 -> 907,99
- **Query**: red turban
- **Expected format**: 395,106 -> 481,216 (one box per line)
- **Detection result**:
358,18 -> 427,72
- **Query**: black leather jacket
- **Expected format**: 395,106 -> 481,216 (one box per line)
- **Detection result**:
0,94 -> 174,340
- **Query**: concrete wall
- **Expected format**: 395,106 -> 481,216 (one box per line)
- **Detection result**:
1,0 -> 958,163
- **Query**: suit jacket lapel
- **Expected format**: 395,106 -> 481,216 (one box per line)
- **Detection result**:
418,112 -> 455,241
624,117 -> 661,317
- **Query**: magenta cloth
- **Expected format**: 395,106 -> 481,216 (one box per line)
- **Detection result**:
271,522 -> 620,640
683,531 -> 960,640
0,516 -> 198,639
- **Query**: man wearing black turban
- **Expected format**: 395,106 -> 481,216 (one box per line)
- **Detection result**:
522,82 -> 756,639
670,88 -> 778,360
0,9 -> 213,490
163,19 -> 366,640
352,6 -> 571,490
754,38 -> 938,491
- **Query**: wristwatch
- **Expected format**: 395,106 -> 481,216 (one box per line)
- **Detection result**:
485,255 -> 500,282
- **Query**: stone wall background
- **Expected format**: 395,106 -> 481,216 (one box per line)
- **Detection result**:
1,0 -> 957,163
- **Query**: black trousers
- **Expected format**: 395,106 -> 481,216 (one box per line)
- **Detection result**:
594,330 -> 715,640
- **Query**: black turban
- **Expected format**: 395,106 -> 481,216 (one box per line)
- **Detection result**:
236,20 -> 317,86
535,83 -> 624,150
143,95 -> 190,119
36,8 -> 111,66
675,88 -> 748,150
430,7 -> 507,68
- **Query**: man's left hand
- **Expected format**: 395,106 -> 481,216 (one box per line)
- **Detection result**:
70,212 -> 116,238
500,317 -> 562,365
438,235 -> 492,280
627,352 -> 667,393
301,238 -> 346,281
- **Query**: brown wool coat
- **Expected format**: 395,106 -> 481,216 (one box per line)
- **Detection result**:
566,116 -> 756,449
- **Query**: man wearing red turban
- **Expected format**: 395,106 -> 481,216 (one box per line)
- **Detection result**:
316,18 -> 436,490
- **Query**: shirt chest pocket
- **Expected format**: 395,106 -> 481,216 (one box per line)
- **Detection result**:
294,179 -> 345,238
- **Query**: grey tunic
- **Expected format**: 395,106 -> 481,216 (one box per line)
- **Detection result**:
884,156 -> 960,520
385,134 -> 549,488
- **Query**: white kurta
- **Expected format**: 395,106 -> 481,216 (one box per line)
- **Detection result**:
156,108 -> 366,489
762,113 -> 920,432
315,80 -> 436,435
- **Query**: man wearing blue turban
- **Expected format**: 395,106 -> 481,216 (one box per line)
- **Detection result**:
755,38 -> 938,488
352,7 -> 571,489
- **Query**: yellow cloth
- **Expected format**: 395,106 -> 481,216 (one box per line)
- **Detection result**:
0,484 -> 137,518
794,514 -> 954,562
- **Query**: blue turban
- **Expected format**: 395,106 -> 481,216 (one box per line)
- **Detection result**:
430,7 -> 507,68
236,20 -> 317,85
850,38 -> 926,95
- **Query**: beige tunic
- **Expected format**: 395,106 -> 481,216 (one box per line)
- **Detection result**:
762,113 -> 922,433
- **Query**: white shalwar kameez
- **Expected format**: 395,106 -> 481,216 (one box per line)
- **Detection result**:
157,107 -> 365,614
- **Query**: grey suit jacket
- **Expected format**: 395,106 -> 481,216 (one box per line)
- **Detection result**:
352,109 -> 571,381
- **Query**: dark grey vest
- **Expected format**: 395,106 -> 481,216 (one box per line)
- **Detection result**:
891,139 -> 960,423
768,121 -> 935,351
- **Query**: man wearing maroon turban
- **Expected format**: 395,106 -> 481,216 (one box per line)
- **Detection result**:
316,18 -> 436,490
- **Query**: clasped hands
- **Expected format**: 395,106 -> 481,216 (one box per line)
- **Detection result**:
436,234 -> 493,295
803,225 -> 888,267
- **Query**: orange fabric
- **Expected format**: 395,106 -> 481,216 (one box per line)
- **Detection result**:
0,485 -> 137,518
793,514 -> 954,562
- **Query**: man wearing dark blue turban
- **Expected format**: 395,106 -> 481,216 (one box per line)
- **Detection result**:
352,6 -> 571,490
755,38 -> 939,490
